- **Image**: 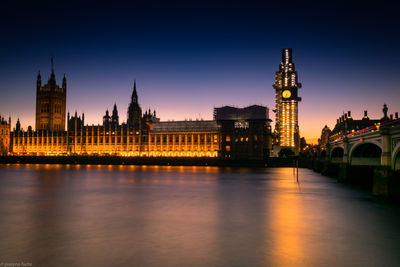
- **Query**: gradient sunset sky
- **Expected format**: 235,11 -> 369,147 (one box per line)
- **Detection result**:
1,1 -> 399,143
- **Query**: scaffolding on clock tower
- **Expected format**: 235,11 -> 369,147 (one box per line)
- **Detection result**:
272,48 -> 302,156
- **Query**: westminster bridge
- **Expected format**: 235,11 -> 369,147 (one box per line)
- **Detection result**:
314,118 -> 400,197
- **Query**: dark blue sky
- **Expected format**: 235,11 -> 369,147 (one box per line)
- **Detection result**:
1,0 -> 399,142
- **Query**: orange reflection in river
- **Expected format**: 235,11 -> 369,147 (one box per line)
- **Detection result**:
266,168 -> 305,266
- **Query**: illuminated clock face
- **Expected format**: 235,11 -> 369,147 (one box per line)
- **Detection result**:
282,90 -> 291,98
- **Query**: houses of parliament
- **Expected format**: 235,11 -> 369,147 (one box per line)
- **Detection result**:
4,49 -> 302,159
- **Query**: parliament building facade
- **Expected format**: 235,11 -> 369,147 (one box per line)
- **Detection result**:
10,61 -> 272,159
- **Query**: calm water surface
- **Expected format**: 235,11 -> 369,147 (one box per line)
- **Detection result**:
0,164 -> 400,266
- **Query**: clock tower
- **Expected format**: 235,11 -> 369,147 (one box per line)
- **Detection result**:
273,48 -> 302,156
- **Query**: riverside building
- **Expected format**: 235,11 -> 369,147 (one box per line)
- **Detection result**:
214,105 -> 272,159
8,52 -> 278,160
10,66 -> 272,159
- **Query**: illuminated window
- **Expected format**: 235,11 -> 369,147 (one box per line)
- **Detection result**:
234,120 -> 249,129
225,136 -> 230,142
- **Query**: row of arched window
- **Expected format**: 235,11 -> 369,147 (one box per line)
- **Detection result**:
40,103 -> 63,113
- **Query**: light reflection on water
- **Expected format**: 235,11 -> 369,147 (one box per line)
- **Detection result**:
0,164 -> 400,266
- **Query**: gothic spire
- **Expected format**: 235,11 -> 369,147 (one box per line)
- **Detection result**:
49,57 -> 56,85
37,70 -> 42,90
62,73 -> 67,89
112,103 -> 118,117
131,79 -> 138,103
51,57 -> 54,73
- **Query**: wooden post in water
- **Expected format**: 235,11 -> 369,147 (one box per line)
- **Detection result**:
293,158 -> 295,175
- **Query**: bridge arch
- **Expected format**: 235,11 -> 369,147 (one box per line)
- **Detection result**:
320,150 -> 327,159
330,146 -> 344,163
349,142 -> 382,166
330,146 -> 344,158
393,142 -> 400,170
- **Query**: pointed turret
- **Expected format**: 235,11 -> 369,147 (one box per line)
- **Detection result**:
16,118 -> 21,131
112,103 -> 119,126
131,80 -> 138,104
362,110 -> 369,120
37,71 -> 42,90
127,80 -> 142,127
103,109 -> 111,127
48,57 -> 56,88
62,73 -> 67,90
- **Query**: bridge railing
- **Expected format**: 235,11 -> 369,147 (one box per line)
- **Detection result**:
331,118 -> 400,143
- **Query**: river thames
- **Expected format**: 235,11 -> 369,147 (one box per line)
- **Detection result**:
0,164 -> 400,266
